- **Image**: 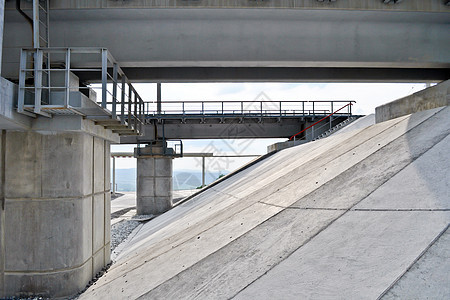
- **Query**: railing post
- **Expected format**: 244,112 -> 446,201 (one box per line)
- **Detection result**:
134,93 -> 138,130
302,102 -> 305,116
34,49 -> 43,115
128,85 -> 132,129
330,102 -> 334,129
121,76 -> 125,124
64,49 -> 71,108
279,101 -> 282,117
112,63 -> 118,118
32,0 -> 40,48
112,156 -> 116,196
157,82 -> 161,114
140,98 -> 144,132
101,49 -> 108,108
17,49 -> 27,114
202,157 -> 205,188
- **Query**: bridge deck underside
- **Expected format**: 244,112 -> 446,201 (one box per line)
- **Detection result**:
120,115 -> 351,142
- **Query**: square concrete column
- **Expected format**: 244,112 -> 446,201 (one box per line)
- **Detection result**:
135,144 -> 173,215
0,130 -> 112,298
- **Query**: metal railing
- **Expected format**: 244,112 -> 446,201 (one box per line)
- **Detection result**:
289,102 -> 354,141
145,100 -> 354,119
17,47 -> 145,134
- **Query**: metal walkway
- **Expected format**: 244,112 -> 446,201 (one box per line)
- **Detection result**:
17,47 -> 145,136
121,100 -> 358,143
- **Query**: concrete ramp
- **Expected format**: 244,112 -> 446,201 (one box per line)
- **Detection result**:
80,106 -> 450,299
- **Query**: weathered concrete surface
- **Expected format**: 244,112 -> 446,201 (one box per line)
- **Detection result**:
381,226 -> 450,300
0,78 -> 31,130
376,79 -> 450,123
11,0 -> 450,12
333,113 -> 375,135
235,211 -> 450,300
3,5 -> 450,82
0,130 -> 112,298
79,105 -> 449,299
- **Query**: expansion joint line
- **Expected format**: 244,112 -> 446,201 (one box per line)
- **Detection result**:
353,208 -> 450,212
208,187 -> 242,201
376,223 -> 450,300
258,201 -> 286,209
233,124 -> 449,298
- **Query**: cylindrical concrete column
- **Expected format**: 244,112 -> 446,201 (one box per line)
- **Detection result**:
135,144 -> 173,215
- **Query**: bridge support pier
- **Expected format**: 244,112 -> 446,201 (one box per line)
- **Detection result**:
0,127 -> 114,298
135,143 -> 173,215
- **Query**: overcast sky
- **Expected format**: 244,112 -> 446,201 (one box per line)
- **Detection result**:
112,82 -> 428,174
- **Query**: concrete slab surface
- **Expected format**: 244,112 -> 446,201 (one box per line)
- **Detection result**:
334,113 -> 375,135
234,211 -> 450,300
381,226 -> 450,300
79,106 -> 450,300
355,134 -> 450,210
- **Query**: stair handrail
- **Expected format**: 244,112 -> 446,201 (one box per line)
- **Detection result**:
289,102 -> 353,141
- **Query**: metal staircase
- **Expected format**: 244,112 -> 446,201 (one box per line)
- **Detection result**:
313,116 -> 358,141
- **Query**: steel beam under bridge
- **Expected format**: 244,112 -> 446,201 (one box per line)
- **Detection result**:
2,2 -> 450,82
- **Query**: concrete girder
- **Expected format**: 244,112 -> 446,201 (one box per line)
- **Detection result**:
4,0 -> 450,12
2,7 -> 450,82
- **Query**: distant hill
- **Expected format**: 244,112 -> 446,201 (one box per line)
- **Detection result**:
112,168 -> 229,192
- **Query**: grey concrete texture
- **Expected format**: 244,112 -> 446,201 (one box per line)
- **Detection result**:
235,211 -> 450,300
376,79 -> 450,123
142,106 -> 450,300
136,151 -> 173,215
1,130 -> 112,298
20,0 -> 450,12
80,106 -> 449,299
3,7 -> 450,82
381,226 -> 450,300
333,113 -> 375,135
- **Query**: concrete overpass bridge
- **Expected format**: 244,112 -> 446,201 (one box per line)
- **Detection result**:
0,0 -> 449,298
2,0 -> 450,82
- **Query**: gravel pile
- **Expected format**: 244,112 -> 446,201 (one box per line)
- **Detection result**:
131,214 -> 155,221
111,219 -> 141,251
7,297 -> 48,300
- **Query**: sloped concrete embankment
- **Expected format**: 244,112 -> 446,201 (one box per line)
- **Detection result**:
80,106 -> 449,299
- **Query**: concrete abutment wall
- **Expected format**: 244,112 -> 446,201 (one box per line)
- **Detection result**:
0,130 -> 111,298
376,79 -> 450,123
